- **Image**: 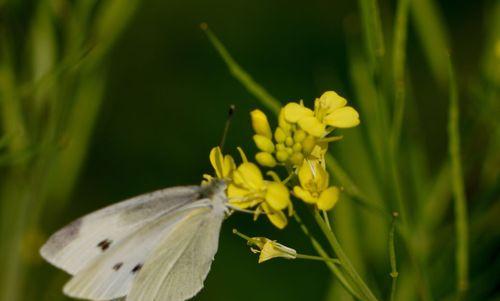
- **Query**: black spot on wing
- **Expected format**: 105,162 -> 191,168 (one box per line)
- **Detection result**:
131,264 -> 143,274
97,239 -> 112,251
113,262 -> 123,271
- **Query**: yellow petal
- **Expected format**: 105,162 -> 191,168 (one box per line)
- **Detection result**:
255,152 -> 277,167
283,103 -> 314,123
227,183 -> 249,198
265,182 -> 290,211
222,155 -> 236,178
317,186 -> 340,210
293,186 -> 317,204
318,91 -> 347,113
323,106 -> 360,128
297,160 -> 313,188
227,184 -> 259,209
250,109 -> 272,139
262,203 -> 287,229
298,116 -> 325,137
253,135 -> 275,153
209,147 -> 224,178
315,162 -> 330,190
233,163 -> 264,190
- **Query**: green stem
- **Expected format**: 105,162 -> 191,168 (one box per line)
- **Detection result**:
322,210 -> 332,230
313,210 -> 379,301
388,0 -> 410,225
390,0 -> 410,149
293,213 -> 364,301
389,212 -> 399,301
447,56 -> 469,298
296,254 -> 341,265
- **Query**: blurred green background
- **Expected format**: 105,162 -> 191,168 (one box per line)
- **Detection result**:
0,0 -> 498,300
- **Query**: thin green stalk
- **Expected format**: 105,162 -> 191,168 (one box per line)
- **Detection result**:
390,0 -> 410,147
313,211 -> 379,301
293,213 -> 364,301
447,56 -> 469,298
201,23 -> 281,114
389,212 -> 399,301
295,253 -> 341,265
358,0 -> 386,71
388,0 -> 410,224
322,210 -> 332,230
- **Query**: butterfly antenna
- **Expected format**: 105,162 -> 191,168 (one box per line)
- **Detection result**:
219,104 -> 235,152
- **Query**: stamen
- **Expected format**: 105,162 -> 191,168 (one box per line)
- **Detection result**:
219,104 -> 236,152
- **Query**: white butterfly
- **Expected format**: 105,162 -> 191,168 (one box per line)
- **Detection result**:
40,179 -> 229,301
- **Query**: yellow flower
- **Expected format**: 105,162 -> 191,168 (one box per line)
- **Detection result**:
283,91 -> 360,137
293,160 -> 340,210
249,237 -> 297,263
228,162 -> 291,229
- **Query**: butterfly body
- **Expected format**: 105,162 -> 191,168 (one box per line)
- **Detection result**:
41,180 -> 228,301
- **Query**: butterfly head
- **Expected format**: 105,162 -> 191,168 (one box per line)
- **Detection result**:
200,179 -> 227,203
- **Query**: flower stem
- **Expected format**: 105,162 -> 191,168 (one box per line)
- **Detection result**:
322,210 -> 332,230
447,56 -> 469,298
293,212 -> 364,301
389,212 -> 399,301
296,253 -> 341,264
313,210 -> 379,301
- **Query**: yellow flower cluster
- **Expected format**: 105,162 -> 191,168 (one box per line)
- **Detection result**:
206,90 -> 359,228
251,91 -> 359,169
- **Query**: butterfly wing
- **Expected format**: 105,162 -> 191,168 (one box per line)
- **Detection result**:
40,185 -> 201,275
62,200 -> 212,300
127,200 -> 226,301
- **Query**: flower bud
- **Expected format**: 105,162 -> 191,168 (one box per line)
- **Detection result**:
302,135 -> 316,154
274,127 -> 287,143
255,152 -> 277,168
250,109 -> 273,139
290,152 -> 304,166
276,150 -> 289,162
293,129 -> 307,142
253,135 -> 275,153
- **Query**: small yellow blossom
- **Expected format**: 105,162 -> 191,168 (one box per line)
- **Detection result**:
249,237 -> 297,263
283,91 -> 360,137
228,162 -> 292,229
293,160 -> 340,210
